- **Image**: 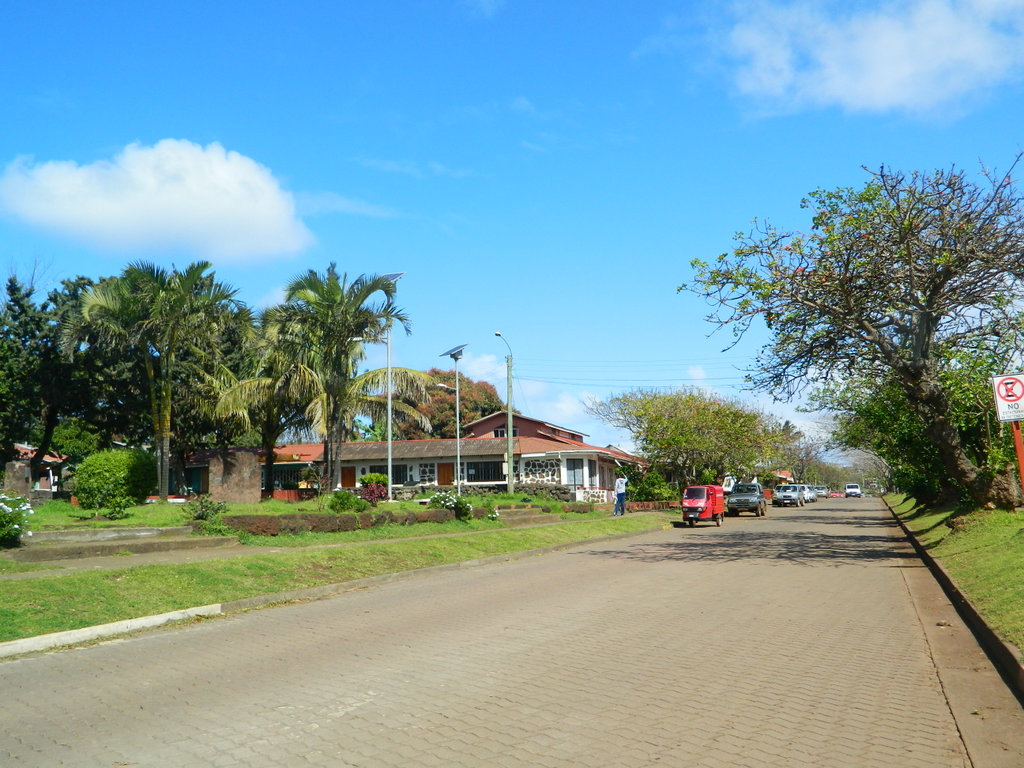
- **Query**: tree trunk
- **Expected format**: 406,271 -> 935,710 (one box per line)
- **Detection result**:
902,371 -> 1020,507
30,402 -> 58,485
262,438 -> 277,497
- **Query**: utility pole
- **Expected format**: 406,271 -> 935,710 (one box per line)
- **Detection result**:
495,332 -> 514,495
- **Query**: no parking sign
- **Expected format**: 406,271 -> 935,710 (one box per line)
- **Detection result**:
992,373 -> 1024,422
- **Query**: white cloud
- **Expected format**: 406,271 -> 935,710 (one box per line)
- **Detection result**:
296,191 -> 398,218
0,139 -> 313,260
726,0 -> 1024,113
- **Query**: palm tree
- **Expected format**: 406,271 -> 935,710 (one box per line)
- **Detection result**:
63,261 -> 248,499
214,310 -> 319,492
268,264 -> 423,485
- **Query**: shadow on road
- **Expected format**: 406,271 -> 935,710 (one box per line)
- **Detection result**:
578,529 -> 918,568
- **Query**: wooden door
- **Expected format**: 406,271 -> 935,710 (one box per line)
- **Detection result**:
341,466 -> 356,488
437,462 -> 455,486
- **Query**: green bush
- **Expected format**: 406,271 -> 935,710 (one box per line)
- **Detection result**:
360,472 -> 389,487
75,449 -> 157,517
328,489 -> 371,513
183,495 -> 228,521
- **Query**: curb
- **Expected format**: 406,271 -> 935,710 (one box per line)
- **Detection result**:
885,498 -> 1024,705
0,526 -> 664,660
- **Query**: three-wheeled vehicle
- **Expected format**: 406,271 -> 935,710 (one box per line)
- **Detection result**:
681,484 -> 725,527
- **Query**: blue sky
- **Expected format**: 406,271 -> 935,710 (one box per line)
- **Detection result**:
2,1 -> 1024,449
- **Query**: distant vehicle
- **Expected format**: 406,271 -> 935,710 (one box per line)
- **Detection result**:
773,484 -> 804,507
845,483 -> 863,497
828,491 -> 844,498
813,485 -> 829,498
726,483 -> 767,517
680,484 -> 726,527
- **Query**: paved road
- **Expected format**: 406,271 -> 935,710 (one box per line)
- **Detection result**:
2,497 -> 1022,767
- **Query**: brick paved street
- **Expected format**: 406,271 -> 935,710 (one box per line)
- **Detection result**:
1,497 -> 1022,767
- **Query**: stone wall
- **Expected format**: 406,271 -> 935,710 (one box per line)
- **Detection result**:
3,461 -> 31,497
208,451 -> 262,504
523,458 -> 561,484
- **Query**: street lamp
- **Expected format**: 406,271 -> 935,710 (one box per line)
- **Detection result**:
439,344 -> 467,495
381,272 -> 406,502
494,332 -> 514,494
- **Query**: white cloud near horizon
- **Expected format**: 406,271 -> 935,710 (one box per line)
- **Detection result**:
0,139 -> 314,260
726,0 -> 1024,113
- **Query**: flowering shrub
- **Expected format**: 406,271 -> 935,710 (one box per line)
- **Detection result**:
487,510 -> 501,521
429,490 -> 473,521
0,492 -> 34,548
356,482 -> 388,507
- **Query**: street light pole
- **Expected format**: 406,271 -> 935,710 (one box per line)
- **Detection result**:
495,332 -> 514,495
440,345 -> 467,495
382,272 -> 405,502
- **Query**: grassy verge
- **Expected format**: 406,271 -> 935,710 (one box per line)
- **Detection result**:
888,494 -> 1024,656
0,515 -> 663,643
28,492 -> 584,531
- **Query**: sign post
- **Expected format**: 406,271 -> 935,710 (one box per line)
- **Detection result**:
992,373 -> 1024,501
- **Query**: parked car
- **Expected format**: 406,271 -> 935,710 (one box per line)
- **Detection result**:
813,485 -> 829,498
845,483 -> 863,497
800,485 -> 817,503
680,484 -> 726,527
726,483 -> 767,517
772,484 -> 804,507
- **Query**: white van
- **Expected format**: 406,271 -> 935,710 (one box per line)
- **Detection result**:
844,483 -> 862,498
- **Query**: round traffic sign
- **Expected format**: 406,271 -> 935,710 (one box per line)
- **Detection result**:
997,377 -> 1024,403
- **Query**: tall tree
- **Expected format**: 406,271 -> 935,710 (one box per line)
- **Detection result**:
63,261 -> 248,499
685,161 -> 1024,507
587,388 -> 777,485
394,368 -> 506,440
0,275 -> 146,476
269,265 -> 410,485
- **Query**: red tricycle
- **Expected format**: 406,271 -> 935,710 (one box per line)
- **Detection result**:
680,485 -> 725,527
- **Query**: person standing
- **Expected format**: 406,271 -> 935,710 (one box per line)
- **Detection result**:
613,474 -> 628,516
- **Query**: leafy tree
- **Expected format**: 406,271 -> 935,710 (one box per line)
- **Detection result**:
63,261 -> 248,499
268,265 -> 412,485
820,344 -> 1018,504
587,388 -> 776,486
214,310 -> 317,491
0,276 -> 146,476
685,161 -> 1024,507
395,368 -> 506,440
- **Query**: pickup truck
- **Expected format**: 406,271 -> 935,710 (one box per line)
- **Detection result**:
726,483 -> 766,517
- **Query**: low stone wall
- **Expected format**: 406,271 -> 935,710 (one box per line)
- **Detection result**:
392,483 -> 577,502
218,507 -> 495,536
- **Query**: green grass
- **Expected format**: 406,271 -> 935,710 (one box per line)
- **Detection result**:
0,515 -> 663,643
239,517 -> 507,547
0,559 -> 51,575
889,494 -> 1024,656
29,492 -> 580,531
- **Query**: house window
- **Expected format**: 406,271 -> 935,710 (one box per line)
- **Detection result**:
369,464 -> 408,484
493,427 -> 518,438
465,461 -> 504,482
566,458 -> 584,488
588,460 -> 597,487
